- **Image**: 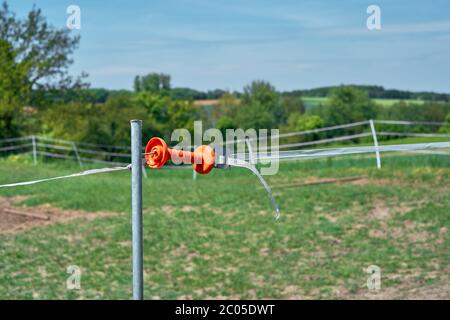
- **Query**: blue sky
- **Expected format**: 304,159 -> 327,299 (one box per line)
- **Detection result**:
8,0 -> 450,92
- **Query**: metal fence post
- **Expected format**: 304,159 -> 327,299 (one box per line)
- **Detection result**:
369,119 -> 381,169
31,135 -> 37,165
131,120 -> 143,300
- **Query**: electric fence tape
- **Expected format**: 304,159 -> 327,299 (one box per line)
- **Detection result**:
0,165 -> 130,188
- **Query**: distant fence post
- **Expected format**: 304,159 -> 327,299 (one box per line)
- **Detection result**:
130,120 -> 144,300
71,142 -> 83,168
192,145 -> 197,181
369,119 -> 381,169
31,135 -> 37,165
142,164 -> 148,179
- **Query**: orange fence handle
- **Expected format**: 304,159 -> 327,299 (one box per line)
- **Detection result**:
145,137 -> 215,174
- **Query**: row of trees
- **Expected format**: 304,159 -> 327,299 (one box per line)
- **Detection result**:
284,85 -> 450,101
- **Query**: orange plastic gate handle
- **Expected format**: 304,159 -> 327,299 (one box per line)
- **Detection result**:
145,137 -> 215,174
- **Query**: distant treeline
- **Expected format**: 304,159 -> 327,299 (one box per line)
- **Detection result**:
282,85 -> 450,102
50,85 -> 450,105
42,87 -> 234,104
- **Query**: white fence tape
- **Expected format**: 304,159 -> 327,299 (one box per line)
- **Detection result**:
35,136 -> 131,150
405,150 -> 450,156
275,120 -> 370,140
37,151 -> 129,166
75,148 -> 130,158
36,142 -> 131,158
374,120 -> 449,126
0,166 -> 130,188
278,133 -> 371,149
0,136 -> 32,144
220,120 -> 370,146
378,132 -> 450,138
233,141 -> 450,162
0,143 -> 33,152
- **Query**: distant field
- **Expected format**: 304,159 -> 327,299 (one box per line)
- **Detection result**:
372,98 -> 425,106
193,99 -> 219,107
192,97 -> 429,110
302,97 -> 426,110
301,97 -> 327,109
0,152 -> 448,299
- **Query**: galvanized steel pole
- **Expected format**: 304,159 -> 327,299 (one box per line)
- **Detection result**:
131,120 -> 143,300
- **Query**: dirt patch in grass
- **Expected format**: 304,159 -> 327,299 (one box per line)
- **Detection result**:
273,176 -> 399,188
0,196 -> 115,235
272,176 -> 367,189
362,198 -> 432,242
368,198 -> 391,220
158,205 -> 201,215
365,198 -> 422,222
270,176 -> 410,190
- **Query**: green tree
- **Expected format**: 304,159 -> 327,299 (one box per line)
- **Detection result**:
317,86 -> 377,127
282,113 -> 325,143
133,91 -> 171,122
101,95 -> 161,146
282,96 -> 305,115
0,2 -> 87,96
288,114 -> 324,132
134,73 -> 171,94
132,90 -> 199,139
378,101 -> 450,133
237,80 -> 285,129
439,112 -> 450,134
0,39 -> 30,137
166,100 -> 199,135
214,92 -> 239,123
236,102 -> 274,130
216,116 -> 236,135
42,102 -> 106,143
0,2 -> 87,137
42,95 -> 161,147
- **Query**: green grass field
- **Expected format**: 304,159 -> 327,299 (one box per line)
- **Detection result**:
302,96 -> 426,110
0,153 -> 449,299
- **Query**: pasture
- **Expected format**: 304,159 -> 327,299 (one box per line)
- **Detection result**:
0,153 -> 448,299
